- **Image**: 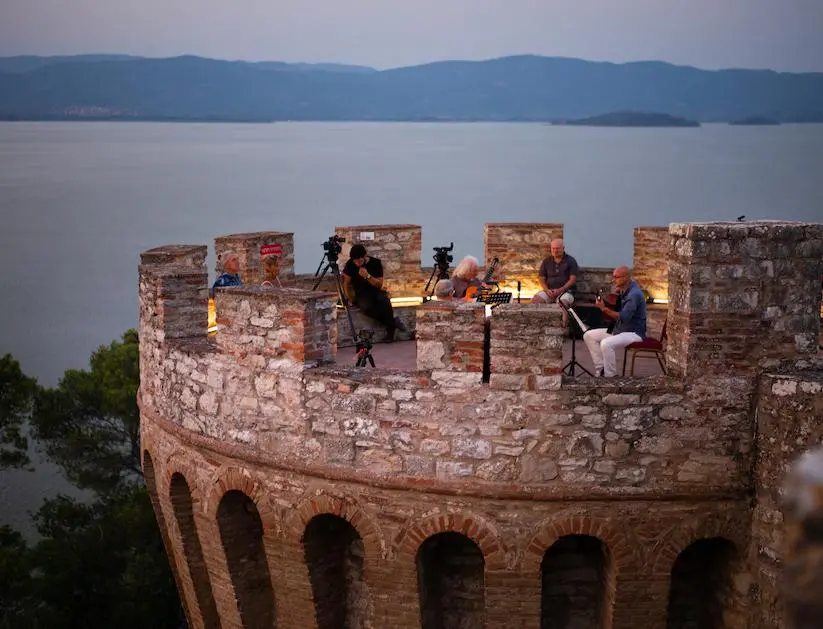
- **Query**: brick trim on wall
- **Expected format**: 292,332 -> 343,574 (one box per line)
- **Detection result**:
394,511 -> 508,570
523,515 -> 640,574
286,491 -> 388,561
204,465 -> 280,537
650,515 -> 750,575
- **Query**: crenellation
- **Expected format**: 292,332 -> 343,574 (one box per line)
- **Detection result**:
139,220 -> 823,629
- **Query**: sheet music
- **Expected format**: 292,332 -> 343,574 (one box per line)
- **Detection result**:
567,307 -> 590,333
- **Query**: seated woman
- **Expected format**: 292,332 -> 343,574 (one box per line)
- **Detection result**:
210,251 -> 243,297
261,253 -> 282,288
450,256 -> 483,300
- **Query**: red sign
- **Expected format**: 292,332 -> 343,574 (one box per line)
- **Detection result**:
260,243 -> 283,257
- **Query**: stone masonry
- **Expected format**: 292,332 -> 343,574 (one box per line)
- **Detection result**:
140,220 -> 822,629
633,227 -> 669,303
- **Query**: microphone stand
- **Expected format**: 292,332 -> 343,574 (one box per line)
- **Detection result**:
557,292 -> 593,377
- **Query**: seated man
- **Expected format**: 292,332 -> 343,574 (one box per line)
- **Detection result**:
343,244 -> 405,341
434,278 -> 455,300
532,239 -> 578,306
582,266 -> 647,377
210,251 -> 242,297
450,256 -> 483,299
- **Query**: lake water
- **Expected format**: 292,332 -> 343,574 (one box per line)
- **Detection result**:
1,121 -> 822,536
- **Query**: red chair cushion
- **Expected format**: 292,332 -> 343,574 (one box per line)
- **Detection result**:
628,339 -> 663,351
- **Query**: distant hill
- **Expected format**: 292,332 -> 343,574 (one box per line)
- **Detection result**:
1,54 -> 822,122
566,111 -> 700,127
729,116 -> 781,126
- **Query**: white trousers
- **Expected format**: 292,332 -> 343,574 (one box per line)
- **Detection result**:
583,328 -> 642,377
534,291 -> 574,305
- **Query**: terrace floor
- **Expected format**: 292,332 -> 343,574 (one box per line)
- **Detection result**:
336,337 -> 666,378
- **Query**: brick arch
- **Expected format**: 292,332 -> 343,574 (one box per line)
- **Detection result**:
160,450 -> 203,500
395,511 -> 508,570
286,491 -> 387,561
205,465 -> 280,537
651,516 -> 748,576
522,514 -> 639,574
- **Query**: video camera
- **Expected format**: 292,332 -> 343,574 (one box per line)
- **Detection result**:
433,242 -> 454,270
322,234 -> 346,261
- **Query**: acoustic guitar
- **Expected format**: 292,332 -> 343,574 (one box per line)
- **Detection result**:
464,257 -> 499,301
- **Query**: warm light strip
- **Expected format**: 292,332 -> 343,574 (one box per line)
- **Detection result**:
390,296 -> 425,306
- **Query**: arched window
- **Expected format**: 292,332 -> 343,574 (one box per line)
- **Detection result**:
217,490 -> 276,628
303,514 -> 372,629
417,532 -> 486,629
541,534 -> 614,629
170,473 -> 220,628
143,451 -> 192,623
666,537 -> 738,629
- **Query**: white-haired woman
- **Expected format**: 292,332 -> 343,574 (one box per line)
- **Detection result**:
450,256 -> 483,299
210,251 -> 243,297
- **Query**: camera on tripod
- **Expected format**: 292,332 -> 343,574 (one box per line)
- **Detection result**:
322,234 -> 346,261
432,242 -> 454,271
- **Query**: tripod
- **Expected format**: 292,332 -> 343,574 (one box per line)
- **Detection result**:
558,297 -> 593,377
423,263 -> 450,300
312,247 -> 376,368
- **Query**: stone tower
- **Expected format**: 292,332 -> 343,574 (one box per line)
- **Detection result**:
138,221 -> 823,629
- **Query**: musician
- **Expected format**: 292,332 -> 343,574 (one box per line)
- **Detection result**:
582,266 -> 647,377
450,256 -> 483,299
532,239 -> 578,326
434,279 -> 456,300
342,244 -> 405,341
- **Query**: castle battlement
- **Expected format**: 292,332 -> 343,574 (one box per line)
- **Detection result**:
139,221 -> 822,629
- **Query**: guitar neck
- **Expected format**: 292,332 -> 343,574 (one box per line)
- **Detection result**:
483,258 -> 499,282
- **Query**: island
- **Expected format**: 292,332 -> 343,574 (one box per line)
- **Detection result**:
565,111 -> 701,127
729,116 -> 781,126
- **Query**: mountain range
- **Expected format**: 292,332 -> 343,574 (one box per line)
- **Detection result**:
1,54 -> 822,123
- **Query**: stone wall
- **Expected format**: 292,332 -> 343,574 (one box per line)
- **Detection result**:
141,413 -> 751,629
633,227 -> 669,302
751,362 -> 823,629
667,221 -> 823,379
138,220 -> 823,629
415,302 -> 486,376
781,445 -> 823,629
484,223 -> 564,295
335,224 -> 425,296
214,231 -> 295,286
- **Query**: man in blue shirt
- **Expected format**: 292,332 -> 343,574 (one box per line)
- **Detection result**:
583,266 -> 647,377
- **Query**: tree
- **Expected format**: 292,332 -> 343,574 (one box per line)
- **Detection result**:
32,329 -> 140,494
5,330 -> 186,628
25,490 -> 184,629
0,354 -> 37,470
0,525 -> 34,628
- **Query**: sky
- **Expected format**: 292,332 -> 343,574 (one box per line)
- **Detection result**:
1,0 -> 823,72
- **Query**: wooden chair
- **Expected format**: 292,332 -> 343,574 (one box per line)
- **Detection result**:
622,318 -> 667,376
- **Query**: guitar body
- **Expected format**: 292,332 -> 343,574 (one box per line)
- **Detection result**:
465,257 -> 499,301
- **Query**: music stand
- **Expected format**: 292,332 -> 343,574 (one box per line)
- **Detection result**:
558,299 -> 593,377
476,289 -> 512,308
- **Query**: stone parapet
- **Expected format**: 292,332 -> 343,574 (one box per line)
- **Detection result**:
751,360 -> 823,629
214,286 -> 337,366
667,221 -> 823,379
415,301 -> 486,376
214,231 -> 295,285
335,224 -> 425,296
489,304 -> 564,391
484,223 -> 563,294
633,226 -> 669,302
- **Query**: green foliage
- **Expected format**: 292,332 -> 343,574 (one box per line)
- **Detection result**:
2,330 -> 185,627
0,354 -> 37,470
32,329 -> 141,495
25,489 -> 184,629
0,526 -> 34,628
